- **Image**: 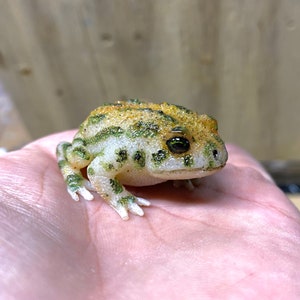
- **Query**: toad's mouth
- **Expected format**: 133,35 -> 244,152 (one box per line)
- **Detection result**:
152,166 -> 224,180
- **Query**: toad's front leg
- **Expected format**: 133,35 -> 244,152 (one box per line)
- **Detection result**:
56,141 -> 94,201
87,156 -> 150,220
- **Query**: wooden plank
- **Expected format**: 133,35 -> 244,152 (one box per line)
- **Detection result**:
0,84 -> 31,150
217,0 -> 300,160
79,0 -> 221,104
276,0 -> 300,159
289,195 -> 300,211
0,1 -> 69,134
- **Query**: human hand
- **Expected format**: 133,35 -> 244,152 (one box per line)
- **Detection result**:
1,131 -> 300,299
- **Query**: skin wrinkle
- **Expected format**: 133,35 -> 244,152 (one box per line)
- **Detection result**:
86,196 -> 107,223
140,202 -> 244,251
5,182 -> 67,246
144,217 -> 167,244
201,165 -> 300,223
38,161 -> 52,206
86,208 -> 115,298
0,190 -> 36,221
222,271 -> 257,291
3,195 -> 63,248
211,188 -> 300,245
83,203 -> 103,293
155,204 -> 223,229
143,214 -> 183,248
0,202 -> 50,272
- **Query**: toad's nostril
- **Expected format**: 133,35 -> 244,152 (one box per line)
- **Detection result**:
212,149 -> 218,159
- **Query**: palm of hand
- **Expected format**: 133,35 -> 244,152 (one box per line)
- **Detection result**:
1,132 -> 300,299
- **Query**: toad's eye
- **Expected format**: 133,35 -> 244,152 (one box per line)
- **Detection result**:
166,137 -> 190,154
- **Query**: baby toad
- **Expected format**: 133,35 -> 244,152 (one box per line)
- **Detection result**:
56,99 -> 228,220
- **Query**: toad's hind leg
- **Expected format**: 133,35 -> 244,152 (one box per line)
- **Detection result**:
87,158 -> 150,220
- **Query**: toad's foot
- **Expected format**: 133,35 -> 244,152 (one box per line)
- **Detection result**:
173,179 -> 201,191
67,179 -> 94,201
111,196 -> 151,221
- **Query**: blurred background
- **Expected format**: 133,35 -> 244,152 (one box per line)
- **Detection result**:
0,1 -> 299,203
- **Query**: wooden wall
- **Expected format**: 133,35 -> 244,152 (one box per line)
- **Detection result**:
0,0 -> 299,160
